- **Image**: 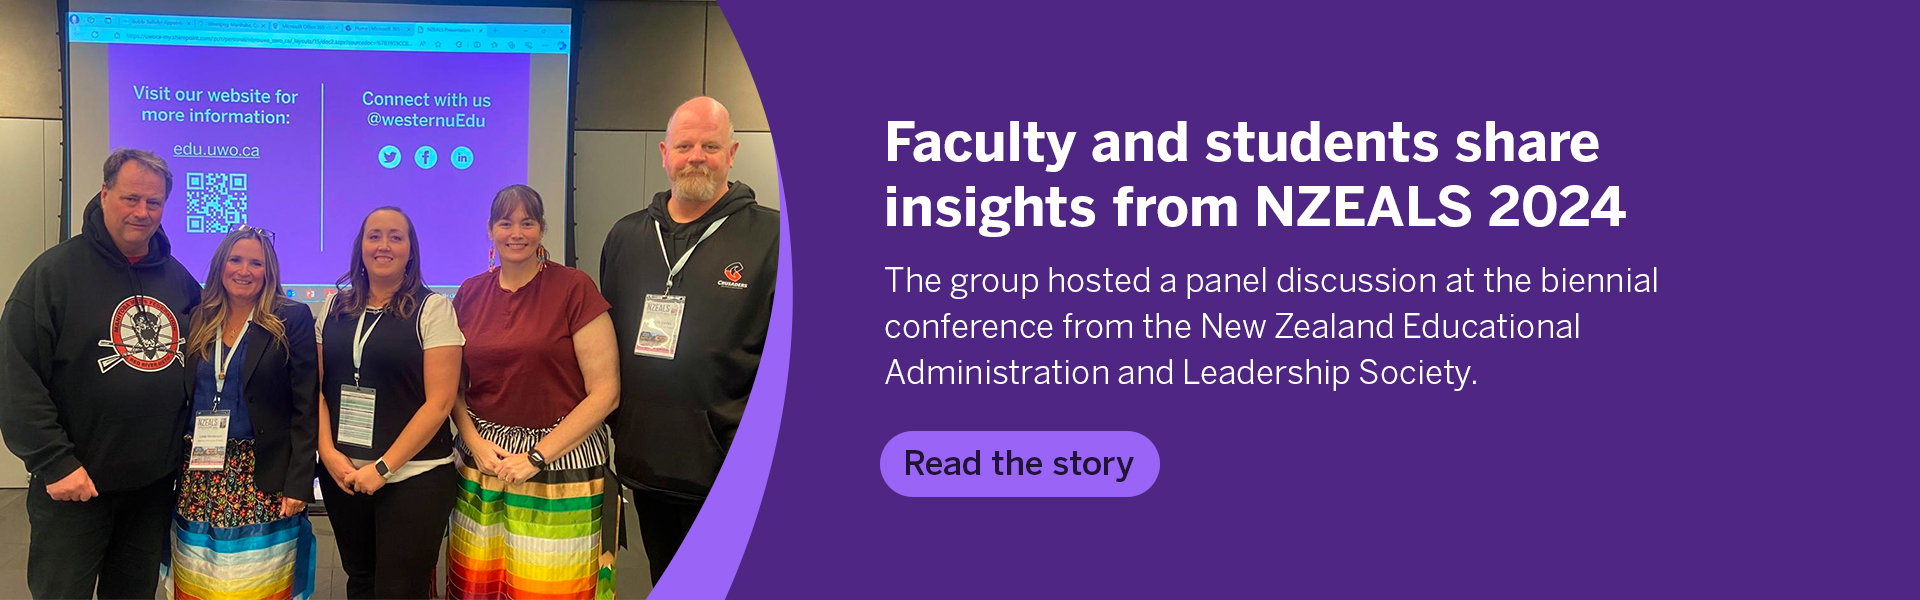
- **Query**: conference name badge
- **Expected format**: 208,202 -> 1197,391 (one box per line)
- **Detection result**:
337,385 -> 378,448
188,410 -> 231,471
634,294 -> 686,360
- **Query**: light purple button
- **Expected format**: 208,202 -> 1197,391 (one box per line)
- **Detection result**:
880,431 -> 1160,497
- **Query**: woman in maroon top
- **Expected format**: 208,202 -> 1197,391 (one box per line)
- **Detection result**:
447,185 -> 621,599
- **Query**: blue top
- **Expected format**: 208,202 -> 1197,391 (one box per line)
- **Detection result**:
192,331 -> 254,440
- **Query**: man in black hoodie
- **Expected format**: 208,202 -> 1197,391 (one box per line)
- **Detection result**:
0,149 -> 202,599
601,96 -> 779,583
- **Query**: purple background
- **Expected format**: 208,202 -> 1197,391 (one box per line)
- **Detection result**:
709,1 -> 1915,598
109,45 -> 528,287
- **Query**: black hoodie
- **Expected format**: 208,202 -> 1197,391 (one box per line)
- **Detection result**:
0,194 -> 201,492
601,181 -> 779,500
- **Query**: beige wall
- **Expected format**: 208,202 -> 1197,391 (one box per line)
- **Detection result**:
0,0 -> 61,119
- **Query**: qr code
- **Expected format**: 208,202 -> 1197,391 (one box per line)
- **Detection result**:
184,172 -> 250,234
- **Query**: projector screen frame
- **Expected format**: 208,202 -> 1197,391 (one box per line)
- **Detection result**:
57,0 -> 585,280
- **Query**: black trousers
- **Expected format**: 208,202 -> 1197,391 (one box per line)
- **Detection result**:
319,462 -> 459,600
629,488 -> 706,584
26,472 -> 175,600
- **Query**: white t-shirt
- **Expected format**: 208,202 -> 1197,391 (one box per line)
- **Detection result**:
317,292 -> 465,483
316,292 -> 464,349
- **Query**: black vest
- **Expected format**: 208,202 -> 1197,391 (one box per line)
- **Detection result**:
320,288 -> 452,461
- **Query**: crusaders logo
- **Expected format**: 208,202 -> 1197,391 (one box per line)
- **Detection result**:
723,262 -> 745,282
96,295 -> 182,373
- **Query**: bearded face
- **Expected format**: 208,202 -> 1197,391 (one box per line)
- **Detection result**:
670,163 -> 724,204
659,101 -> 736,205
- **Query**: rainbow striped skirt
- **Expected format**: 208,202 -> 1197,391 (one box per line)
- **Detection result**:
165,438 -> 318,600
449,416 -> 617,600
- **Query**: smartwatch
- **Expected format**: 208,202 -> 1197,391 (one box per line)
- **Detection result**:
527,449 -> 548,471
374,458 -> 393,480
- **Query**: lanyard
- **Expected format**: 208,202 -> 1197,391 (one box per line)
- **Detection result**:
352,309 -> 384,386
212,309 -> 254,401
655,215 -> 729,295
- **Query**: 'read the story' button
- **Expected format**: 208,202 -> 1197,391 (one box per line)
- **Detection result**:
880,431 -> 1160,497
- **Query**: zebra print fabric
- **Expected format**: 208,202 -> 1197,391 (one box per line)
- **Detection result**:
458,412 -> 610,471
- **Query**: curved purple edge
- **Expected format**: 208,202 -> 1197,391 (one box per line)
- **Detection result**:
649,178 -> 793,599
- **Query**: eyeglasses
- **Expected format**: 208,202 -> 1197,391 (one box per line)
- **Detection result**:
235,224 -> 276,242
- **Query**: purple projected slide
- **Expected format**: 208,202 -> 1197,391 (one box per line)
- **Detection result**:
108,44 -> 530,287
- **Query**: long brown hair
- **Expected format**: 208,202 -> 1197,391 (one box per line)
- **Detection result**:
332,207 -> 426,319
185,227 -> 291,360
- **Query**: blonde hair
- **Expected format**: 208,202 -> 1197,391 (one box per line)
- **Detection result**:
185,227 -> 291,360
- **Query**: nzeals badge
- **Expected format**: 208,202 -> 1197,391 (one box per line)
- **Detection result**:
718,262 -> 748,290
97,295 -> 182,373
633,294 -> 687,359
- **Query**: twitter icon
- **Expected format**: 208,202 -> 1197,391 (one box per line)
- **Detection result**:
378,145 -> 402,169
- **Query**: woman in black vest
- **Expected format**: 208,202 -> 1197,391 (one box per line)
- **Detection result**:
316,207 -> 465,599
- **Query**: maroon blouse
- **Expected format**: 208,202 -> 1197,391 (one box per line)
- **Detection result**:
452,263 -> 611,428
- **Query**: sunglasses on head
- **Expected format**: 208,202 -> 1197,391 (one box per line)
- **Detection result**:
235,224 -> 276,242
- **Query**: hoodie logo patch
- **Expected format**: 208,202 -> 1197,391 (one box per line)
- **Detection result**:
98,296 -> 182,373
719,262 -> 749,289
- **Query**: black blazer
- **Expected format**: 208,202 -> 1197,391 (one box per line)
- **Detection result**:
186,298 -> 320,502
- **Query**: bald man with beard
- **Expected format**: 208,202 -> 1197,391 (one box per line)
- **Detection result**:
599,97 -> 780,583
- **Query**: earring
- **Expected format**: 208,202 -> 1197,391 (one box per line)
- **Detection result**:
488,247 -> 499,272
536,245 -> 549,264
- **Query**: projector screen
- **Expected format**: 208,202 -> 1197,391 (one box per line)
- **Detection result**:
63,0 -> 577,301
